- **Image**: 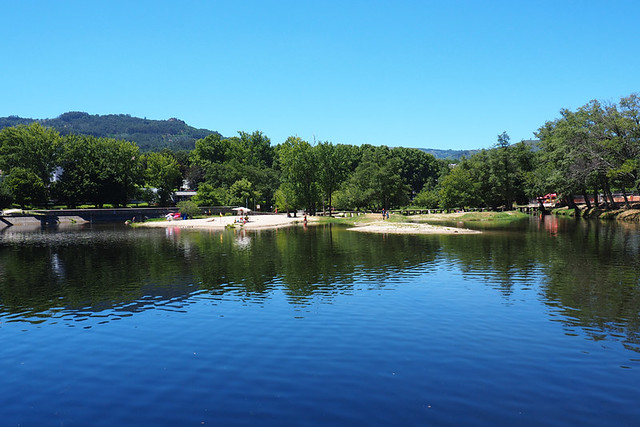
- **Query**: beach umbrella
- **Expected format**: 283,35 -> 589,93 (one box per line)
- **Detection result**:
232,207 -> 251,213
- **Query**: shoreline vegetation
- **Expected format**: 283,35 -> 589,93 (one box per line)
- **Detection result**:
551,206 -> 640,221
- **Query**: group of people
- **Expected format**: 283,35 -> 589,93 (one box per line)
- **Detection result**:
235,213 -> 249,224
381,209 -> 390,220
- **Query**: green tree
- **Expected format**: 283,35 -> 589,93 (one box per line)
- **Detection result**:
191,131 -> 278,210
0,123 -> 61,202
535,103 -> 609,209
177,200 -> 200,218
144,152 -> 182,206
235,131 -> 274,168
0,123 -> 60,184
438,162 -> 481,209
191,133 -> 228,168
277,136 -> 318,213
340,146 -> 409,210
191,182 -> 222,206
314,142 -> 352,215
274,183 -> 299,213
5,168 -> 47,208
0,178 -> 13,209
412,185 -> 440,208
56,135 -> 142,207
55,134 -> 99,207
600,95 -> 640,207
229,178 -> 260,208
492,131 -> 515,208
393,146 -> 440,199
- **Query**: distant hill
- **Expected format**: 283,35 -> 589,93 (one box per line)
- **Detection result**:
0,112 -> 535,157
420,140 -> 539,160
0,112 -> 219,152
419,148 -> 480,160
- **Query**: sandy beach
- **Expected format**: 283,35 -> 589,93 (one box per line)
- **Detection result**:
347,220 -> 481,235
136,214 -> 312,230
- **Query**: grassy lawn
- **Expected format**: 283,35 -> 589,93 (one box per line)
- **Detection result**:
315,214 -> 378,226
399,210 -> 529,223
316,211 -> 530,226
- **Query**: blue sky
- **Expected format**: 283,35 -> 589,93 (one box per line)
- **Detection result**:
2,1 -> 638,150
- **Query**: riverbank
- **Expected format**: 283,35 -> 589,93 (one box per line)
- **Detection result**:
553,206 -> 640,221
404,211 -> 528,223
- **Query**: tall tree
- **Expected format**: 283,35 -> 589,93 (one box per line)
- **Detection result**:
144,152 -> 182,206
0,123 -> 61,203
236,131 -> 274,168
340,146 -> 409,210
314,142 -> 351,215
191,131 -> 277,209
600,95 -> 640,207
535,107 -> 601,209
5,168 -> 47,208
277,136 -> 317,213
438,161 -> 481,209
56,135 -> 142,207
191,133 -> 228,168
492,131 -> 514,208
392,146 -> 440,199
55,134 -> 100,207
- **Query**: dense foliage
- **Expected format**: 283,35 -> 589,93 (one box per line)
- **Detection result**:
533,94 -> 640,209
0,93 -> 637,212
413,94 -> 639,211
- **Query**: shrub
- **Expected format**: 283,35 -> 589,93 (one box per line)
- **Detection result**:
177,200 -> 200,218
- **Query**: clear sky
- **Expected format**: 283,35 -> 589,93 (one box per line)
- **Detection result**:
2,1 -> 638,150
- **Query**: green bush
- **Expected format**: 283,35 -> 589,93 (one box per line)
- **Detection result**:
177,200 -> 200,218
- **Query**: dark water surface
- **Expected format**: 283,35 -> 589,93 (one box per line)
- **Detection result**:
1,217 -> 639,426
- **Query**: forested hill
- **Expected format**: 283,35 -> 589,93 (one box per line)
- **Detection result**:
419,148 -> 479,160
0,111 -> 482,158
421,140 -> 540,160
0,112 -> 218,152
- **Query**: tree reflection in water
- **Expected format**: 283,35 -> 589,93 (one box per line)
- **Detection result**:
439,216 -> 640,352
0,218 -> 639,351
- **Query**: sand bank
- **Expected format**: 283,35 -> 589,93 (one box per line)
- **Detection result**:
135,214 -> 312,230
347,221 -> 481,235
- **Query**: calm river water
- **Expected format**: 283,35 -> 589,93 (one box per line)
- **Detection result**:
1,216 -> 639,426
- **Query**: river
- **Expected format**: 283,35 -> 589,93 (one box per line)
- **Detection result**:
1,216 -> 639,426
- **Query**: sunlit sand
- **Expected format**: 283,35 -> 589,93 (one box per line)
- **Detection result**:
136,214 -> 312,230
347,221 -> 480,235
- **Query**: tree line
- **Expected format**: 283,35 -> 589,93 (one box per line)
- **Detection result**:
415,93 -> 639,211
0,92 -> 637,212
